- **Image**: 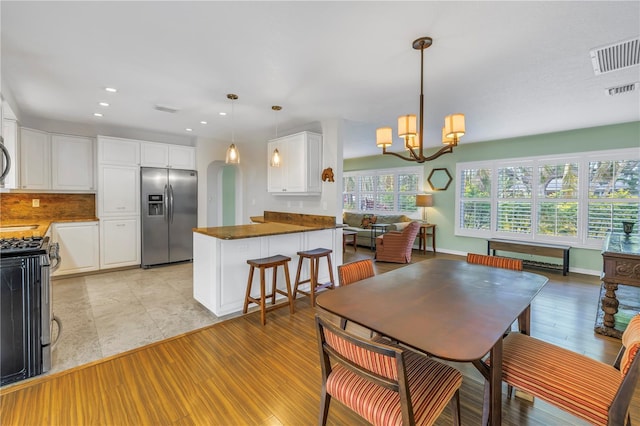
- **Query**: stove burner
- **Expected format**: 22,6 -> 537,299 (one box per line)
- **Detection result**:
0,236 -> 46,255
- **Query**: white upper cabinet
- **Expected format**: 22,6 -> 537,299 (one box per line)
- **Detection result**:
20,128 -> 95,191
267,131 -> 322,194
20,128 -> 51,190
168,145 -> 196,169
98,136 -> 140,166
141,141 -> 195,169
51,134 -> 94,190
140,142 -> 169,167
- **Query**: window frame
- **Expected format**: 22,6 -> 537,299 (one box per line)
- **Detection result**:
455,148 -> 639,249
343,166 -> 424,216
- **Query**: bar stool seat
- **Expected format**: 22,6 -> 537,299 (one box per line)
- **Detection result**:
243,254 -> 294,325
293,248 -> 335,306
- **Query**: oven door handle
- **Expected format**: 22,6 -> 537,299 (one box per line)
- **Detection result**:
49,242 -> 61,273
0,140 -> 11,183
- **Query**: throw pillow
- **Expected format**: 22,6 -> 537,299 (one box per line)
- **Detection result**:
361,214 -> 377,229
394,222 -> 411,231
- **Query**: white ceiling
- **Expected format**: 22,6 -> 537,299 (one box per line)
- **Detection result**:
1,1 -> 639,159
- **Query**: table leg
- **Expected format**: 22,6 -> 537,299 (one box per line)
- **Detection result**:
602,281 -> 619,328
517,305 -> 531,335
489,339 -> 502,426
431,226 -> 436,253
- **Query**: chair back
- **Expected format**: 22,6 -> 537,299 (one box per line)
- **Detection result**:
375,221 -> 421,263
466,253 -> 523,271
315,315 -> 415,425
338,259 -> 375,286
610,314 -> 640,424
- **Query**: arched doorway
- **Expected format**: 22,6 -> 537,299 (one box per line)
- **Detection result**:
206,160 -> 243,227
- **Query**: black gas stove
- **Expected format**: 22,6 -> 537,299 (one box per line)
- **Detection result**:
0,236 -> 48,257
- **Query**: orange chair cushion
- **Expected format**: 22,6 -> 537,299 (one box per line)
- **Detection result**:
324,328 -> 398,380
621,314 -> 640,377
338,259 -> 375,286
326,348 -> 462,426
501,332 -> 621,425
466,253 -> 523,271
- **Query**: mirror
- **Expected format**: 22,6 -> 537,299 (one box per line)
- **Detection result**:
427,168 -> 452,191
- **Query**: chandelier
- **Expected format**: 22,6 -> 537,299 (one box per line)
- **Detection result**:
376,37 -> 466,163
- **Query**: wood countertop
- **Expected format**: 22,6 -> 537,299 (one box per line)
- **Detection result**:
0,217 -> 99,240
193,222 -> 333,240
194,211 -> 337,240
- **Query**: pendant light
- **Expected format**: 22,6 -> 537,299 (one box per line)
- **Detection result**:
270,105 -> 282,167
376,37 -> 466,163
225,93 -> 240,164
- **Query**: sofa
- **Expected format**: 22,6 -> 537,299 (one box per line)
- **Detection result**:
342,212 -> 414,248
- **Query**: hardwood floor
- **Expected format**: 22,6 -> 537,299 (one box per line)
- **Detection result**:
1,249 -> 638,425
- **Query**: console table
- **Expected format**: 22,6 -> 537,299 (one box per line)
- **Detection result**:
596,232 -> 640,338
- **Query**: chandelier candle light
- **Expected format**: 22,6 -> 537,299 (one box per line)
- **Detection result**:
376,37 -> 466,163
225,94 -> 240,164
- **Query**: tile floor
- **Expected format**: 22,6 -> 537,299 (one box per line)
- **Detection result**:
50,262 -> 236,374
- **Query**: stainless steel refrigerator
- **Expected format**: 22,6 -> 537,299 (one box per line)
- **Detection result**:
141,167 -> 197,268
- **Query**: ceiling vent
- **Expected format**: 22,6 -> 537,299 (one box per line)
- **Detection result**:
154,104 -> 179,113
590,37 -> 640,75
605,82 -> 640,96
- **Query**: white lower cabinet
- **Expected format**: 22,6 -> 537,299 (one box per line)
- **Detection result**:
52,221 -> 100,276
100,217 -> 140,269
193,228 -> 338,317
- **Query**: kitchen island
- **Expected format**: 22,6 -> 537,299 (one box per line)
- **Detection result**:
193,212 -> 339,317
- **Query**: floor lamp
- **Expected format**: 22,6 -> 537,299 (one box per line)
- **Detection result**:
415,194 -> 433,223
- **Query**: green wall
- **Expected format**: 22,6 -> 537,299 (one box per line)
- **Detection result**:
344,121 -> 640,274
222,165 -> 236,226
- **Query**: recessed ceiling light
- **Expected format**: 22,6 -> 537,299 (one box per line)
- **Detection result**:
200,121 -> 207,125
93,113 -> 103,117
219,112 -> 227,116
105,87 -> 117,93
186,128 -> 193,132
98,102 -> 109,107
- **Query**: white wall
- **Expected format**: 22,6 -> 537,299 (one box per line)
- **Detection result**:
195,118 -> 345,228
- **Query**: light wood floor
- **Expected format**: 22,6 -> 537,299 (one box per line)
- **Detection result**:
1,249 -> 638,425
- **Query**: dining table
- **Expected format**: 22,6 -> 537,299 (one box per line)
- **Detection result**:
315,258 -> 549,426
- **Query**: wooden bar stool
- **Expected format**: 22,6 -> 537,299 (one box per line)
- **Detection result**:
293,248 -> 335,307
243,255 -> 295,325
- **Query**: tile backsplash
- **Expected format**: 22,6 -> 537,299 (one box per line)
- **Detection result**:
0,193 -> 96,221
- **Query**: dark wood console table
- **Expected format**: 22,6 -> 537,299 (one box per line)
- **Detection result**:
596,232 -> 640,338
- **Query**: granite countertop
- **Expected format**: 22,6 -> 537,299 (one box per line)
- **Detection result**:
193,222 -> 333,240
0,217 -> 99,240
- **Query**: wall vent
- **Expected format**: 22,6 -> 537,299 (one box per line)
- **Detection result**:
154,104 -> 179,113
590,37 -> 640,75
605,82 -> 640,96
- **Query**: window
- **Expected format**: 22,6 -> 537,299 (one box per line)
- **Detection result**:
455,148 -> 639,248
343,166 -> 423,215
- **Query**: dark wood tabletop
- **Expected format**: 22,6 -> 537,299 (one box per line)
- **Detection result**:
316,258 -> 549,425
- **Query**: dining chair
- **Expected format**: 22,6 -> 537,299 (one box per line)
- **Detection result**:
485,314 -> 640,425
337,259 -> 375,330
315,315 -> 462,426
466,252 -> 523,271
375,221 -> 421,263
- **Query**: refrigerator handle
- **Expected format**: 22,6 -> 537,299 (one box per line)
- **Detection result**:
163,184 -> 169,223
169,184 -> 175,224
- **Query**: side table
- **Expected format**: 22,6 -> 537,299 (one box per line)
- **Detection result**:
343,230 -> 357,253
370,223 -> 390,250
418,223 -> 436,254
